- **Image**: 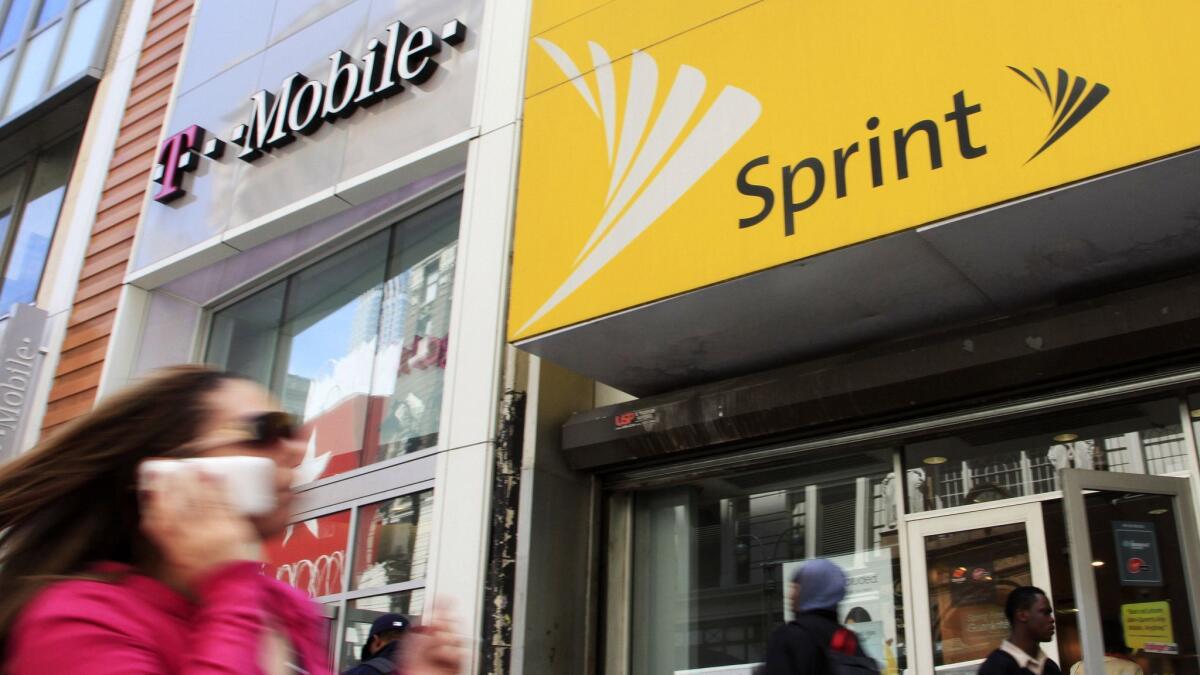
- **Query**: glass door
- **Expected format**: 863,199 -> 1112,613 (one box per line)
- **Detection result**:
907,502 -> 1058,674
1062,469 -> 1200,675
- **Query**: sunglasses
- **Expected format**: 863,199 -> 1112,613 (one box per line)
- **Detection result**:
240,411 -> 300,447
177,411 -> 300,454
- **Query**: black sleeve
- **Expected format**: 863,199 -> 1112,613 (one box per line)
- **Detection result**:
763,624 -> 823,675
977,651 -> 1014,675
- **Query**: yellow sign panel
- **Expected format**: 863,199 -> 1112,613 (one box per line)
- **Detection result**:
509,0 -> 1200,341
1122,601 -> 1174,651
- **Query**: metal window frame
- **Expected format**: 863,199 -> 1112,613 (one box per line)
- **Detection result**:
275,478 -> 436,672
603,492 -> 633,674
0,128 -> 79,313
197,178 -> 465,321
1061,468 -> 1200,675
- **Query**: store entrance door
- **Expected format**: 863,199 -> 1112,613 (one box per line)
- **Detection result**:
1062,469 -> 1200,675
907,502 -> 1058,675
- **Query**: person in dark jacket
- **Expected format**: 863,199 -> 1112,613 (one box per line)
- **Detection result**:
978,586 -> 1061,675
764,558 -> 869,674
342,613 -> 411,675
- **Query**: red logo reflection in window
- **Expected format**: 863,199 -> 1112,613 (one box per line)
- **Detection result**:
399,335 -> 449,375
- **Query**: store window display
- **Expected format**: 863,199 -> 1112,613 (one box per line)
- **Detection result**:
629,449 -> 904,675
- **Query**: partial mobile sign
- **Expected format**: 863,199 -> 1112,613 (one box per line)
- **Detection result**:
1112,521 -> 1163,587
0,303 -> 47,461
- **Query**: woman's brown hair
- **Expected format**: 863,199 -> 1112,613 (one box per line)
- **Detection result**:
0,365 -> 243,649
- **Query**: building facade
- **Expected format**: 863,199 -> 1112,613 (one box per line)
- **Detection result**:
23,1 -> 1200,674
50,0 -> 532,672
507,2 -> 1200,674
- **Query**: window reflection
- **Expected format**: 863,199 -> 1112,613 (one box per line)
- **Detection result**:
905,398 -> 1187,513
352,490 -> 434,589
206,195 -> 461,483
263,510 -> 351,599
371,197 -> 458,460
34,0 -> 66,28
0,135 -> 76,307
0,0 -> 31,52
278,230 -> 389,478
5,20 -> 60,114
53,0 -> 107,87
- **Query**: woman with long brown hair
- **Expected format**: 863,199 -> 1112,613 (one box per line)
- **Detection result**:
0,365 -> 461,674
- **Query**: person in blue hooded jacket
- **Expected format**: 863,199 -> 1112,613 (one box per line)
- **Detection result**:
764,559 -> 872,674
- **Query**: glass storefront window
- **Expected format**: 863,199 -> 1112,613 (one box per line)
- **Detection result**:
340,590 -> 426,668
352,490 -> 434,589
629,449 -> 904,674
370,205 -> 457,460
0,135 -> 75,307
0,134 -> 78,311
206,194 -> 461,484
905,398 -> 1188,513
264,510 -> 351,599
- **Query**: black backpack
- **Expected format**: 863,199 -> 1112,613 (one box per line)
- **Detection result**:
801,624 -> 881,675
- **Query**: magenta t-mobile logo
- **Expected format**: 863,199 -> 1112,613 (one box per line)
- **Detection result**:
151,125 -> 220,203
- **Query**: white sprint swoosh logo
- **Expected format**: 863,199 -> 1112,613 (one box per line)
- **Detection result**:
518,39 -> 762,336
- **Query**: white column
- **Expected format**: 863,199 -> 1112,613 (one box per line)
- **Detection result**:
422,0 -> 531,672
1125,431 -> 1147,474
1019,450 -> 1034,496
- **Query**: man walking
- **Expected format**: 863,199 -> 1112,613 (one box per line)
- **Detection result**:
979,587 -> 1062,675
763,558 -> 878,674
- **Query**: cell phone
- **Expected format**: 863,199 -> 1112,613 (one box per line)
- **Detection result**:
139,456 -> 277,516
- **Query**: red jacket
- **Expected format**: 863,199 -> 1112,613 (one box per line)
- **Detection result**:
5,561 -> 330,674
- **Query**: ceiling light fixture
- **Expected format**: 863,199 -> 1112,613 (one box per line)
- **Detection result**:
1091,560 -> 1105,567
1053,433 -> 1079,442
1149,508 -> 1169,515
923,456 -> 948,465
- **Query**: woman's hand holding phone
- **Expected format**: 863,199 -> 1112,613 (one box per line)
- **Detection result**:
140,466 -> 260,588
400,605 -> 466,675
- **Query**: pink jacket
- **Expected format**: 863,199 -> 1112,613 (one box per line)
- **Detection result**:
5,561 -> 332,674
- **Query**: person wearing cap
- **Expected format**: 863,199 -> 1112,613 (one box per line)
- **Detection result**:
341,613 -> 412,675
763,558 -> 874,674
